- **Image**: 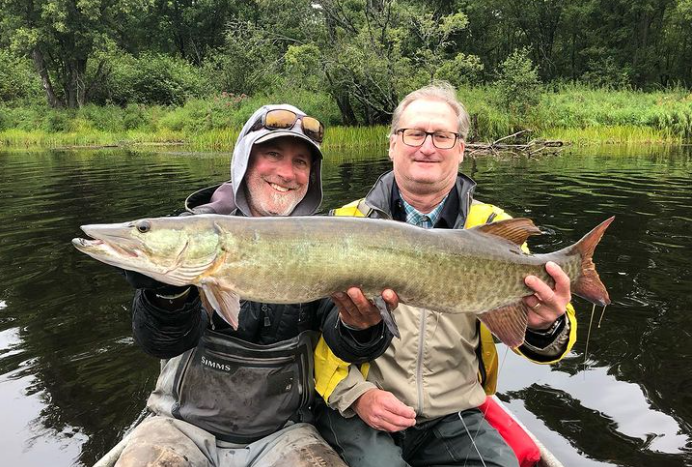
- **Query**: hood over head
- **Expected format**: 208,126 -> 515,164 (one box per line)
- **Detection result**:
231,104 -> 324,217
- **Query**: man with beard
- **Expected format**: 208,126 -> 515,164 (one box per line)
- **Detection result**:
114,104 -> 397,467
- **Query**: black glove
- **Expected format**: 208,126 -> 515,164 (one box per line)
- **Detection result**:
119,269 -> 189,296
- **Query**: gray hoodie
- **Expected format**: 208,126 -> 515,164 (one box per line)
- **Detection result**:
216,103 -> 324,217
186,104 -> 324,217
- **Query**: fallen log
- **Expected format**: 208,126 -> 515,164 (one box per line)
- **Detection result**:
465,130 -> 564,158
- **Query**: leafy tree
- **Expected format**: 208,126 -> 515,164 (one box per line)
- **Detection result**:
313,1 -> 480,124
144,0 -> 252,64
495,47 -> 542,115
204,20 -> 284,95
410,11 -> 470,82
581,56 -> 631,89
0,50 -> 40,102
0,0 -> 152,108
435,53 -> 484,88
284,44 -> 323,91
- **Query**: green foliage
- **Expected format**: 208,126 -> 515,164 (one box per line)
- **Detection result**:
495,48 -> 542,116
283,44 -> 322,91
0,51 -> 40,102
42,110 -> 72,132
128,53 -> 210,105
1,0 -> 691,144
580,56 -> 631,89
533,84 -> 692,140
0,0 -> 156,107
201,22 -> 283,96
410,11 -> 470,81
137,0 -> 242,64
122,104 -> 151,130
435,53 -> 484,88
2,85 -> 689,148
90,53 -> 210,106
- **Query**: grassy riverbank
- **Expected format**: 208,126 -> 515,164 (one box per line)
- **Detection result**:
1,86 -> 689,149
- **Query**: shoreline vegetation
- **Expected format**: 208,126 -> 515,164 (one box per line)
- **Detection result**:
1,85 -> 690,150
3,0 -> 692,154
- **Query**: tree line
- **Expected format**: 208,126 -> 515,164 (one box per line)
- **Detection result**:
1,0 -> 690,126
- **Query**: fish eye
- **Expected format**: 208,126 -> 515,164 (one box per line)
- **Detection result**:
136,220 -> 151,233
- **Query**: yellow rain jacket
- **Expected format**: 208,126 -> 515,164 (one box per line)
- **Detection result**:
314,186 -> 577,413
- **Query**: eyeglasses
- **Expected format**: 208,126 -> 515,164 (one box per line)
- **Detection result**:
395,128 -> 461,149
249,109 -> 324,143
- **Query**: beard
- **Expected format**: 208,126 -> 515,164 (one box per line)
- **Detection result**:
245,174 -> 309,217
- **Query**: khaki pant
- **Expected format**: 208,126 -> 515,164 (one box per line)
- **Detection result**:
115,416 -> 347,467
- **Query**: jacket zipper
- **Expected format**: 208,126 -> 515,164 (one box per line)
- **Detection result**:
299,351 -> 311,407
416,309 -> 426,416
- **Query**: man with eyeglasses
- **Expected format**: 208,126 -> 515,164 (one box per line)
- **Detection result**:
114,104 -> 397,467
313,84 -> 578,467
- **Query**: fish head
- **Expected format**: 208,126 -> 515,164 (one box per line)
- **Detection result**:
72,217 -> 221,286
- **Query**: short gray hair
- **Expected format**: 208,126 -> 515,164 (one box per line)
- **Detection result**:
389,81 -> 470,141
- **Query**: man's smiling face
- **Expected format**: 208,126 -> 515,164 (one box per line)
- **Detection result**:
244,137 -> 312,217
389,98 -> 464,198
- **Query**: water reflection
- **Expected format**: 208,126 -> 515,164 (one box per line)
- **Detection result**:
0,146 -> 691,466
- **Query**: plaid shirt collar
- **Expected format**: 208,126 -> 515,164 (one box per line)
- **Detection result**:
401,195 -> 448,229
389,178 -> 462,229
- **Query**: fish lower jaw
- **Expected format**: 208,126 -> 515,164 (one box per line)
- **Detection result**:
73,238 -> 103,247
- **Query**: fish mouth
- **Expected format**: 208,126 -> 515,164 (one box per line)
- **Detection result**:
71,237 -> 139,258
72,223 -> 141,259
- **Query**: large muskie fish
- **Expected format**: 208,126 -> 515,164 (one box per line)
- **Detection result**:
72,215 -> 613,347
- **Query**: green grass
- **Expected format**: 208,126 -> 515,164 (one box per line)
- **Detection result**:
458,84 -> 691,143
0,128 -> 188,148
1,85 -> 690,148
0,126 -> 390,149
530,84 -> 691,143
539,125 -> 680,145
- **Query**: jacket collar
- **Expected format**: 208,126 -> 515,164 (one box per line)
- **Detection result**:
363,170 -> 476,229
185,182 -> 239,215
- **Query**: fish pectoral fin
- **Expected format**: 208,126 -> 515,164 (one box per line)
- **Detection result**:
478,302 -> 529,348
471,218 -> 541,246
199,281 -> 240,329
372,296 -> 400,339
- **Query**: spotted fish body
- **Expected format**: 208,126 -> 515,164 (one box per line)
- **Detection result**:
72,215 -> 613,347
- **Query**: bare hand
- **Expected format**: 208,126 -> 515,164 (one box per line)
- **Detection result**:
523,261 -> 571,330
332,287 -> 399,330
352,388 -> 416,432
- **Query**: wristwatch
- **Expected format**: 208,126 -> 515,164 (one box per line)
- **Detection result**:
527,314 -> 565,337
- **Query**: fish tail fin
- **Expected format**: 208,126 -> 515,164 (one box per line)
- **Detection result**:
569,216 -> 615,306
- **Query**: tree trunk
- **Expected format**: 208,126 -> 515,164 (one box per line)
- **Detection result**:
333,92 -> 359,126
32,48 -> 62,108
325,70 -> 358,125
64,59 -> 88,108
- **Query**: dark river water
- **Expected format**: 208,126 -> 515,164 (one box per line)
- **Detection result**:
0,146 -> 691,467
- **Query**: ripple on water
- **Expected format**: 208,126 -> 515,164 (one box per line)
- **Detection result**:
2,148 -> 691,466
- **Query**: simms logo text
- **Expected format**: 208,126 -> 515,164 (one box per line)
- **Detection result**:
201,356 -> 233,372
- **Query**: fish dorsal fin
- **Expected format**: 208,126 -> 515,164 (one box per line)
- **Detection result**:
199,280 -> 241,329
478,301 -> 529,348
471,218 -> 541,246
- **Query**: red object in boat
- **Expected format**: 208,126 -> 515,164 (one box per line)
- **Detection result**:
478,396 -> 541,467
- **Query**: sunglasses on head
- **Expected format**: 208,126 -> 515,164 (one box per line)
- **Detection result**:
249,109 -> 324,143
